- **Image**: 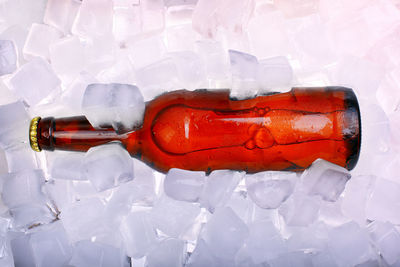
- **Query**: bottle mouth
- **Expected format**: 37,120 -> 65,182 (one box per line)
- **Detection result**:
29,117 -> 41,152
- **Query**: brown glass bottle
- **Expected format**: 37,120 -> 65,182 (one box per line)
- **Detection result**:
29,87 -> 361,173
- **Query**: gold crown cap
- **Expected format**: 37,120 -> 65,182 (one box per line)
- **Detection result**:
29,117 -> 41,152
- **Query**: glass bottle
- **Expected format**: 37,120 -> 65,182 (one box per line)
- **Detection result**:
29,87 -> 361,173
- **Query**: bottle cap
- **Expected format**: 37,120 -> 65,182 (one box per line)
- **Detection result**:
29,117 -> 41,152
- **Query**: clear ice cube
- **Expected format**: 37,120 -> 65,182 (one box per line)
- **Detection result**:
0,101 -> 29,149
164,168 -> 206,202
120,211 -> 158,258
199,170 -> 243,213
51,153 -> 85,180
82,83 -> 145,132
10,233 -> 34,267
257,56 -> 293,90
43,0 -> 80,33
22,23 -> 63,61
127,35 -> 166,70
246,171 -> 296,209
146,238 -> 186,267
8,57 -> 61,106
279,192 -> 321,227
0,40 -> 17,75
367,221 -> 400,265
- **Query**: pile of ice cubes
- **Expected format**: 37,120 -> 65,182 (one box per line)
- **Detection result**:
0,0 -> 400,266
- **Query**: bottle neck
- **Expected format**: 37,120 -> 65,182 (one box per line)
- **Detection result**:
31,116 -> 131,153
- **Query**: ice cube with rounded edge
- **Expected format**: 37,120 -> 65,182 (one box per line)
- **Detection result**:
22,23 -> 63,61
150,194 -> 200,238
257,56 -> 293,90
367,221 -> 400,265
0,40 -> 17,75
328,222 -> 375,267
279,192 -> 321,227
120,211 -> 158,258
82,143 -> 134,192
30,221 -> 72,267
51,153 -> 85,180
44,179 -> 75,211
0,101 -> 29,149
201,207 -> 249,260
366,178 -> 400,225
43,0 -> 80,33
164,168 -> 206,202
4,144 -> 39,172
8,57 -> 61,106
113,4 -> 141,44
62,72 -> 97,111
0,26 -> 29,66
146,238 -> 186,267
127,35 -> 166,69
49,36 -> 86,85
301,159 -> 351,202
246,171 -> 296,209
72,0 -> 113,38
70,240 -> 130,267
195,40 -> 230,82
1,169 -> 46,209
82,83 -> 145,132
60,197 -> 105,243
199,170 -> 243,213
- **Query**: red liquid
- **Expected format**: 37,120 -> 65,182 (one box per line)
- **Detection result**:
35,87 -> 361,173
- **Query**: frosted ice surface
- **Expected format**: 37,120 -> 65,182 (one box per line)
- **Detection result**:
246,220 -> 286,264
287,226 -> 327,254
246,171 -> 296,209
113,4 -> 141,44
257,56 -> 293,90
96,56 -> 136,84
49,36 -> 86,84
4,144 -> 39,172
11,204 -> 54,229
22,23 -> 63,61
0,101 -> 29,149
150,194 -> 200,238
376,68 -> 400,115
186,239 -> 221,267
146,238 -> 185,267
60,197 -> 105,243
191,0 -> 220,38
61,73 -> 97,111
274,0 -> 319,18
127,35 -> 166,69
72,0 -> 113,38
229,50 -> 259,98
1,169 -> 46,209
30,221 -> 72,267
0,148 -> 7,176
199,170 -> 243,213
0,26 -> 29,66
367,221 -> 400,265
82,143 -> 134,192
201,207 -> 249,260
311,251 -> 338,267
164,168 -> 206,202
44,179 -> 75,211
366,178 -> 400,225
0,40 -> 17,76
82,83 -> 145,132
341,175 -> 376,224
8,57 -> 61,106
70,240 -> 130,267
43,0 -> 80,33
279,192 -> 321,227
10,233 -> 34,267
165,24 -> 199,52
164,0 -> 198,8
51,153 -> 85,180
140,0 -> 165,34
328,222 -> 374,267
136,57 -> 180,100
170,51 -> 207,90
120,211 -> 158,258
301,159 -> 351,202
225,190 -> 253,223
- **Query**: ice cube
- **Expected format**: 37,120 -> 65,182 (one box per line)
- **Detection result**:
70,240 -> 130,267
0,26 -> 28,66
72,0 -> 113,38
170,51 -> 207,90
96,56 -> 136,84
30,221 -> 72,267
376,68 -> 400,115
136,57 -> 180,100
164,168 -> 206,202
150,194 -> 200,238
82,143 -> 134,192
165,24 -> 199,52
246,220 -> 286,263
328,222 -> 374,267
246,171 -> 296,209
4,144 -> 39,172
10,233 -> 34,267
257,56 -> 293,90
113,4 -> 141,44
8,57 -> 61,106
82,83 -> 145,133
60,197 -> 105,243
229,50 -> 259,99
279,192 -> 321,226
274,0 -> 318,18
49,36 -> 86,85
1,169 -> 46,209
225,191 -> 253,223
127,35 -> 166,69
164,0 -> 198,8
0,148 -> 7,176
201,207 -> 249,259
366,178 -> 400,225
11,204 -> 54,229
0,40 -> 17,75
0,0 -> 47,29
140,0 -> 165,34
367,221 -> 400,265
61,73 -> 98,111
22,23 -> 63,61
120,211 -> 158,258
0,101 -> 29,149
287,225 -> 327,254
44,179 -> 75,211
146,238 -> 186,267
341,175 -> 376,224
50,153 -> 85,180
186,239 -> 221,267
301,159 -> 351,202
311,251 -> 338,267
199,170 -> 243,213
43,0 -> 80,33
